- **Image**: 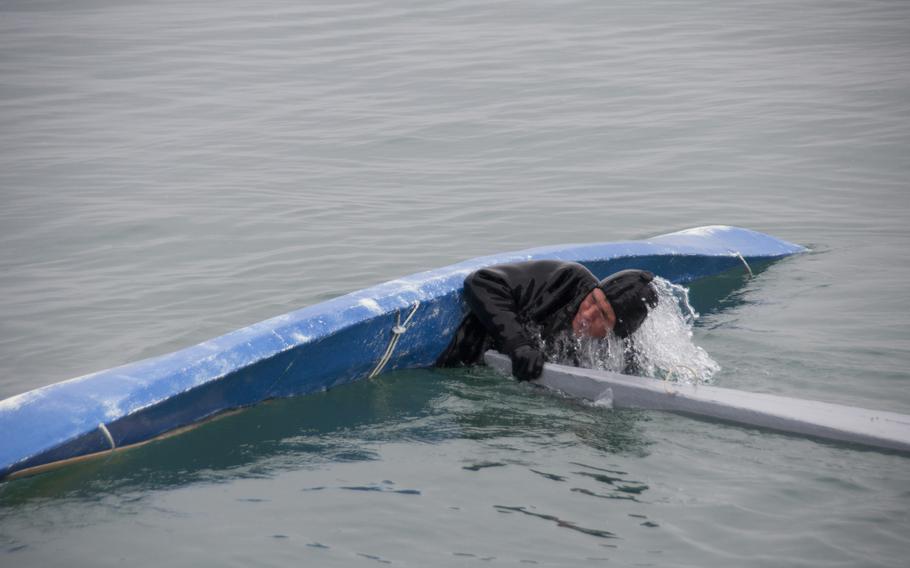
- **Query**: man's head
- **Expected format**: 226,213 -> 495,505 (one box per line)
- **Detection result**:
572,269 -> 658,338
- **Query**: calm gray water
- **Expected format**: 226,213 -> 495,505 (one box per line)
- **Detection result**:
1,0 -> 909,566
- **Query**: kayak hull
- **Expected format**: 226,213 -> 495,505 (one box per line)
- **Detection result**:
0,226 -> 805,480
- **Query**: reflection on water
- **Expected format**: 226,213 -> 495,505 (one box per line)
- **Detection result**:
0,369 -> 445,506
0,369 -> 652,509
686,261 -> 775,319
494,505 -> 618,539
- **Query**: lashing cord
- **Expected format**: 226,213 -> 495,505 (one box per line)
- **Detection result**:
733,251 -> 753,277
369,301 -> 421,379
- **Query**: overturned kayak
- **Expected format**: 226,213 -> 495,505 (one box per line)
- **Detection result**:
0,226 -> 805,480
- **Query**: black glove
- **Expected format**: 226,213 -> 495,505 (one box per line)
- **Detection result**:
510,345 -> 544,381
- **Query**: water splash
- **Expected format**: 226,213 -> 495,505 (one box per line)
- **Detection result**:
541,278 -> 720,384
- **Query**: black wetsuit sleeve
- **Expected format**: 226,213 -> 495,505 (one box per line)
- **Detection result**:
462,268 -> 532,354
461,260 -> 598,354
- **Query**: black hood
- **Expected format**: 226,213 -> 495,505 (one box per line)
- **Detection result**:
598,269 -> 658,338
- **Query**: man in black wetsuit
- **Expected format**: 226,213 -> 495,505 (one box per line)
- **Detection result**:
437,261 -> 658,381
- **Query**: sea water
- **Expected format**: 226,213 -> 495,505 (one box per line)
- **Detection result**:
1,0 -> 909,566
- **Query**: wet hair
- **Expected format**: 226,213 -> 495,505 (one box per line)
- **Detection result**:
598,269 -> 658,338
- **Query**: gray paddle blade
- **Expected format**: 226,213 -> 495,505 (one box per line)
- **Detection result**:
484,351 -> 910,453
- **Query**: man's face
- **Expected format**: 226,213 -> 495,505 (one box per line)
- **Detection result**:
572,288 -> 616,338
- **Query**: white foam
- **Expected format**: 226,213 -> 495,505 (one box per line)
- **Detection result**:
541,277 -> 720,384
661,225 -> 732,238
358,298 -> 383,314
593,387 -> 614,409
290,331 -> 312,343
102,398 -> 124,420
628,278 -> 720,383
385,280 -> 427,301
0,389 -> 45,412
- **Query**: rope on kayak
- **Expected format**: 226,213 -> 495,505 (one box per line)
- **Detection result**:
98,423 -> 116,451
369,300 -> 421,379
734,251 -> 753,277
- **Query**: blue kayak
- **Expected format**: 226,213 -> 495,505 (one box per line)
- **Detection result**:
0,226 -> 805,480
